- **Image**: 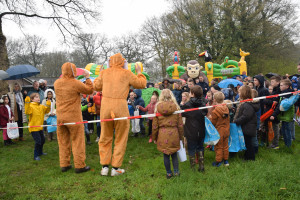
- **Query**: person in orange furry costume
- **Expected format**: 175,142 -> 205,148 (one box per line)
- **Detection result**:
94,53 -> 146,176
54,62 -> 94,173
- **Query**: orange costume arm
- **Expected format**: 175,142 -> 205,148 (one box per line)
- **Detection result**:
76,78 -> 94,94
129,73 -> 147,89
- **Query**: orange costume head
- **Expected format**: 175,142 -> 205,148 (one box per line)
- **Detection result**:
61,62 -> 77,79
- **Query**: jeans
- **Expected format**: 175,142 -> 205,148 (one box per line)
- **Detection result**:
244,135 -> 255,160
187,137 -> 204,156
31,131 -> 45,158
291,121 -> 295,140
84,123 -> 89,135
281,121 -> 293,147
97,115 -> 101,138
139,118 -> 145,134
163,153 -> 179,174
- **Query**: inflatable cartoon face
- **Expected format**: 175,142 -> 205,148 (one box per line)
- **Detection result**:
186,60 -> 202,79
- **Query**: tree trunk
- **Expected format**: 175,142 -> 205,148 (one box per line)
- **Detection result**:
0,20 -> 10,95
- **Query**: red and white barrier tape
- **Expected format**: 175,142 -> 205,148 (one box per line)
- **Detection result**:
1,91 -> 299,130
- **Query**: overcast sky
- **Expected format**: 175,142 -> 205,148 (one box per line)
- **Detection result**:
3,0 -> 299,52
3,0 -> 170,51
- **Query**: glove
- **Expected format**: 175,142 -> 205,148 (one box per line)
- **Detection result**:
25,96 -> 30,103
46,100 -> 51,107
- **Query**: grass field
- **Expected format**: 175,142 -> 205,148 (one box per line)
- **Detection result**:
0,124 -> 300,200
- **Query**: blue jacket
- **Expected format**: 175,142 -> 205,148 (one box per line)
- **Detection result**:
134,89 -> 145,115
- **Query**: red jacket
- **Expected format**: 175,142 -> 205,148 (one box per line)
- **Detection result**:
139,102 -> 157,120
0,105 -> 14,127
93,92 -> 102,115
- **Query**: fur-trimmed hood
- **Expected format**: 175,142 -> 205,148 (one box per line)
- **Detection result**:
44,88 -> 56,99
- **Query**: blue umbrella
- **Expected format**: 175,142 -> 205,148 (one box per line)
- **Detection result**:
0,70 -> 9,80
5,64 -> 40,80
218,79 -> 243,88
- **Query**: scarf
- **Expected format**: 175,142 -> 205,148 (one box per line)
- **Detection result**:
14,91 -> 23,110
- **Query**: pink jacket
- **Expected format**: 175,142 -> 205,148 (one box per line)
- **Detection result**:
139,102 -> 157,120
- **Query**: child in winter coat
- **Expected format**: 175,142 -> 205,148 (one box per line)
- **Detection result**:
137,95 -> 158,143
25,93 -> 51,161
233,86 -> 260,161
81,94 -> 92,144
181,85 -> 208,172
152,89 -> 184,179
0,95 -> 15,145
209,92 -> 230,167
272,79 -> 295,147
134,89 -> 145,137
42,89 -> 56,141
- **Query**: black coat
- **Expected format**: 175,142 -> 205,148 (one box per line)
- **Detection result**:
196,82 -> 209,97
254,75 -> 269,114
234,102 -> 260,137
181,97 -> 208,140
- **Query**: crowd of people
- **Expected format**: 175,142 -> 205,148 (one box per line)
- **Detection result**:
0,60 -> 299,179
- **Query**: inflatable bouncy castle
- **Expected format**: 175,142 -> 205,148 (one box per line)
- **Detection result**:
199,49 -> 250,85
166,51 -> 186,79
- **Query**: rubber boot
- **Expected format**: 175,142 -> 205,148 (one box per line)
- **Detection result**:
195,152 -> 199,164
189,155 -> 196,170
4,140 -> 10,146
198,151 -> 205,172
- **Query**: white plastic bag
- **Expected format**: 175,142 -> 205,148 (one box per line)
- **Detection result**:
131,109 -> 140,133
177,140 -> 187,162
7,122 -> 19,139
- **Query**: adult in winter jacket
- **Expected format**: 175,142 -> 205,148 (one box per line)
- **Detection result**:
94,53 -> 146,176
54,62 -> 94,173
7,82 -> 27,141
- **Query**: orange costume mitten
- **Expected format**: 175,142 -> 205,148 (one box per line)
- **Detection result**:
54,62 -> 94,170
94,53 -> 146,168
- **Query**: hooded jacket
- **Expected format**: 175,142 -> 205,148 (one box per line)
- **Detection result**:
210,104 -> 230,135
134,89 -> 145,115
181,97 -> 208,140
25,96 -> 51,132
152,101 -> 184,155
291,76 -> 298,90
254,75 -> 269,114
233,102 -> 260,137
42,88 -> 56,120
54,62 -> 94,123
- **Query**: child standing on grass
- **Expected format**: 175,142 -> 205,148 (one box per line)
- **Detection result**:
42,89 -> 56,141
181,85 -> 207,172
233,86 -> 260,161
25,93 -> 51,161
152,89 -> 184,179
137,95 -> 158,143
0,95 -> 15,146
209,92 -> 230,167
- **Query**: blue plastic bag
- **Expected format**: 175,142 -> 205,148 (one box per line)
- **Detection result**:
46,115 -> 57,133
228,123 -> 246,152
280,93 -> 299,111
204,117 -> 220,145
128,105 -> 134,116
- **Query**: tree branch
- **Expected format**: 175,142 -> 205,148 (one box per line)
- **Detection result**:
0,11 -> 62,20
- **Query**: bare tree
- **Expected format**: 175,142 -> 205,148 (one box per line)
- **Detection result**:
40,51 -> 69,77
0,0 -> 101,93
113,33 -> 151,63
